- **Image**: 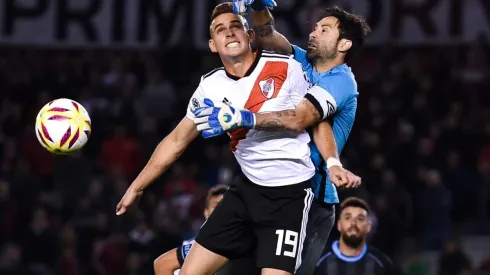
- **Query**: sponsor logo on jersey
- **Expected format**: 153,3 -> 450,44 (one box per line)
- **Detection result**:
192,98 -> 200,109
259,78 -> 275,99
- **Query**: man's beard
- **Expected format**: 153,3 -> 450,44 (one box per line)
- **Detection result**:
306,46 -> 337,65
340,233 -> 365,249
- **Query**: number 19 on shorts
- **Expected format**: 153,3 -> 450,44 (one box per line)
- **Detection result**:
275,229 -> 299,257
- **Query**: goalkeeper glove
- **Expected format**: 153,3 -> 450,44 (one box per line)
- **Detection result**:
193,98 -> 256,139
232,0 -> 277,15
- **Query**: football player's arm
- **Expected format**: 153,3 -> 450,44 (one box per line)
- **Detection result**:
312,121 -> 339,160
312,121 -> 356,187
255,76 -> 345,132
128,83 -> 205,193
154,248 -> 181,275
254,98 -> 320,132
252,8 -> 293,54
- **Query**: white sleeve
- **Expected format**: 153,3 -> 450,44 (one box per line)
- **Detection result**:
287,60 -> 311,105
186,84 -> 205,120
304,85 -> 338,120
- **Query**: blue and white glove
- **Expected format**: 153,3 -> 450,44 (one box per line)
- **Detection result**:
232,0 -> 277,15
193,98 -> 256,139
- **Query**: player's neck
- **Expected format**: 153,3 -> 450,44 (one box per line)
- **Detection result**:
338,240 -> 366,257
314,57 -> 344,74
221,50 -> 256,78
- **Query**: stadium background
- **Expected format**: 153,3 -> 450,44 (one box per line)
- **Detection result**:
0,0 -> 489,274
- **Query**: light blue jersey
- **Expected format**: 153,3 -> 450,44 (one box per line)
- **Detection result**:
292,45 -> 359,204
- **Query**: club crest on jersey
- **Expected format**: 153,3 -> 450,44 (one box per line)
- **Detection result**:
259,78 -> 275,99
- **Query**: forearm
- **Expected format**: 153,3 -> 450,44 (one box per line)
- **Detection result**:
254,110 -> 306,132
252,9 -> 292,54
254,98 -> 321,132
312,121 -> 339,161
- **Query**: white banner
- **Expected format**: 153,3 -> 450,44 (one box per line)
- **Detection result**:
0,0 -> 489,49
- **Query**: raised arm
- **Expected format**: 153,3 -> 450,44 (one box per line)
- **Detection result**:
252,8 -> 293,54
255,98 -> 320,132
254,73 -> 351,133
116,117 -> 198,215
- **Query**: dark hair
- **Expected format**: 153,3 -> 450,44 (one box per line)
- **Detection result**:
211,2 -> 234,21
209,2 -> 249,37
340,197 -> 370,214
320,6 -> 371,62
205,184 -> 228,208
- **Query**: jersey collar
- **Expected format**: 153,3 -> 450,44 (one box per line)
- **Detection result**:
317,63 -> 351,76
331,240 -> 367,262
224,47 -> 263,80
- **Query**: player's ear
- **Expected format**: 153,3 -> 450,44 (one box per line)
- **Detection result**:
337,220 -> 341,232
209,39 -> 217,53
366,219 -> 372,233
246,29 -> 255,43
338,39 -> 352,53
204,208 -> 210,219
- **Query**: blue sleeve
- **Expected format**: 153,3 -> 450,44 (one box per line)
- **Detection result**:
317,75 -> 357,111
291,45 -> 312,71
305,74 -> 358,120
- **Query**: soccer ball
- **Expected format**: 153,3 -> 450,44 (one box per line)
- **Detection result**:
35,98 -> 91,154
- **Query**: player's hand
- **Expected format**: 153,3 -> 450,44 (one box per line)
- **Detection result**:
328,165 -> 349,187
232,0 -> 277,15
115,187 -> 143,215
193,98 -> 256,139
328,166 -> 362,188
344,170 -> 361,188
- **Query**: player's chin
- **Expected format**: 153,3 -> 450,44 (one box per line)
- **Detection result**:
306,50 -> 319,63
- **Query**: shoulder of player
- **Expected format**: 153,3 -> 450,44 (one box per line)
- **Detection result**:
367,246 -> 393,266
200,67 -> 226,82
318,72 -> 358,96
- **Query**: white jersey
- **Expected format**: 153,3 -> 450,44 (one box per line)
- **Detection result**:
187,49 -> 315,186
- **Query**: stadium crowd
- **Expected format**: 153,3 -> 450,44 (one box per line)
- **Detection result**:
0,37 -> 489,274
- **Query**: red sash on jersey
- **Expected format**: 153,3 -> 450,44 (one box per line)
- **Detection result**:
230,61 -> 288,151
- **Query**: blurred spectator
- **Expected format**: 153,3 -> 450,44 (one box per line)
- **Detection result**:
416,169 -> 452,250
404,249 -> 429,275
103,58 -> 137,88
93,230 -> 127,275
128,218 -> 157,259
99,125 -> 141,179
370,194 -> 404,258
138,69 -> 176,120
438,239 -> 472,275
0,243 -> 26,275
480,254 -> 490,275
0,180 -> 18,245
21,207 -> 58,273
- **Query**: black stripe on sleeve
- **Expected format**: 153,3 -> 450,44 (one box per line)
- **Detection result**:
305,93 -> 324,120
